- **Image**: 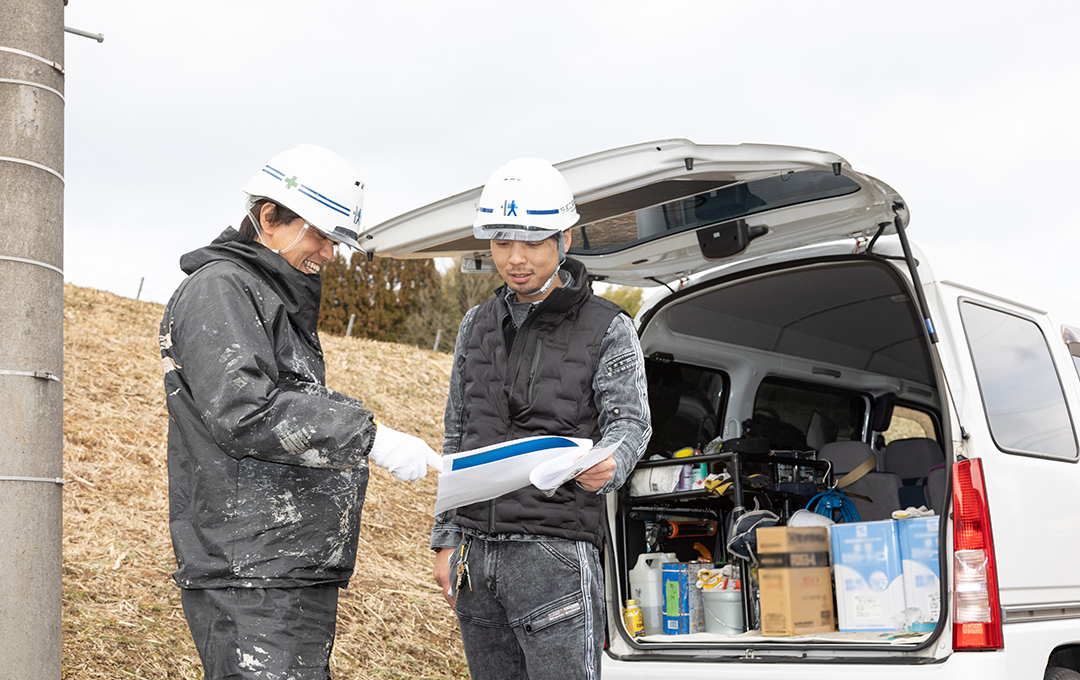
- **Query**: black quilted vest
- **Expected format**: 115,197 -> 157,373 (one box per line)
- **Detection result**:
454,258 -> 623,547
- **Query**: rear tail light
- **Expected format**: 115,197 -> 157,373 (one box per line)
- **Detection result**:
951,459 -> 1003,650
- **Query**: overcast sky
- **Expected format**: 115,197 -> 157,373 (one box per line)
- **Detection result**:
60,1 -> 1080,305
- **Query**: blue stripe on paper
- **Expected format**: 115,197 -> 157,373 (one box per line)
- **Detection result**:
450,436 -> 578,471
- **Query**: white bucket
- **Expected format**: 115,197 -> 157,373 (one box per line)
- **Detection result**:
702,589 -> 744,636
628,552 -> 677,636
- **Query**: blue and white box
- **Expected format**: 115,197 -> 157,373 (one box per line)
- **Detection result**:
661,563 -> 690,634
896,515 -> 941,631
831,520 -> 907,632
660,563 -> 706,634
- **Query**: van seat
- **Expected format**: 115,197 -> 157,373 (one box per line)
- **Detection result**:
926,465 -> 948,515
818,441 -> 902,522
883,438 -> 944,509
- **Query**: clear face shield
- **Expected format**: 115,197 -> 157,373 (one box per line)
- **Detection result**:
247,197 -> 356,257
473,224 -> 562,243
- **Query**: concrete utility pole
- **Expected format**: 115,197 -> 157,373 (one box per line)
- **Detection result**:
0,0 -> 66,677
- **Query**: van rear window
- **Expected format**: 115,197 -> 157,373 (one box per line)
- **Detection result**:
883,405 -> 939,444
751,378 -> 868,450
961,302 -> 1077,458
568,170 -> 859,256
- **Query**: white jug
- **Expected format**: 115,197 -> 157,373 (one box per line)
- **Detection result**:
627,552 -> 677,636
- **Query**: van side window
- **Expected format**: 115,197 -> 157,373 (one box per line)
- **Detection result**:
1063,325 -> 1080,381
751,379 -> 867,451
883,405 -> 938,444
645,360 -> 727,456
960,302 -> 1077,458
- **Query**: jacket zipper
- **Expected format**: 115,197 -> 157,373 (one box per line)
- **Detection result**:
526,338 -> 543,403
490,302 -> 543,533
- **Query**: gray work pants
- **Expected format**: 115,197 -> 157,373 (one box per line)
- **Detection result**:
451,535 -> 605,680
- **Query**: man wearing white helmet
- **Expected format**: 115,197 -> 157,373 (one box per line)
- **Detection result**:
159,144 -> 439,679
431,158 -> 652,679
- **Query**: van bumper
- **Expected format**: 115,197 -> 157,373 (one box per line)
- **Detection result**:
601,650 -> 1009,679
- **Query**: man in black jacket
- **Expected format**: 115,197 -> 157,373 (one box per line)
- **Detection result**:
161,144 -> 438,679
431,158 -> 652,679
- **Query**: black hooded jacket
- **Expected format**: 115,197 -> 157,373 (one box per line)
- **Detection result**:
160,228 -> 375,589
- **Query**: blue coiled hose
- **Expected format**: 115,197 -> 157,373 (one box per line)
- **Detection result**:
807,488 -> 861,523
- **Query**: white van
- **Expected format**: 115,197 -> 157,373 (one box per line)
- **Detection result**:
363,139 -> 1080,679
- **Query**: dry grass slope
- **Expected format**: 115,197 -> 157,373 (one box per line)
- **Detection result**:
62,284 -> 467,679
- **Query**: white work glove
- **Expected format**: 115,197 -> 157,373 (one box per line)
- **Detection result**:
368,423 -> 443,482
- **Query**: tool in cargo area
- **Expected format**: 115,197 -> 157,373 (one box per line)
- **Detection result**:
630,506 -> 723,555
645,521 -> 724,558
658,520 -> 717,539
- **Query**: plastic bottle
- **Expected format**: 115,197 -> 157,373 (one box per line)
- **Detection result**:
623,599 -> 645,637
673,448 -> 695,490
628,552 -> 677,636
674,447 -> 708,490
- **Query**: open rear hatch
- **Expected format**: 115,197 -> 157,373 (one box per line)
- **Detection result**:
359,139 -> 909,286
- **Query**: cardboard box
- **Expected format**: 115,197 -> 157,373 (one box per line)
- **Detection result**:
831,520 -> 907,632
757,526 -> 835,636
896,515 -> 941,631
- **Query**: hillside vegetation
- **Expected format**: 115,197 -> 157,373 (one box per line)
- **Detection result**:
61,284 -> 467,678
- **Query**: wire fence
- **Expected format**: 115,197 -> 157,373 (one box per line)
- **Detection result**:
64,272 -> 183,306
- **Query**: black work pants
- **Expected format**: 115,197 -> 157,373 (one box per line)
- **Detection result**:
181,585 -> 339,679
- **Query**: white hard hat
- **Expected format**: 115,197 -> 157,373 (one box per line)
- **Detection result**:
473,157 -> 579,242
243,144 -> 365,251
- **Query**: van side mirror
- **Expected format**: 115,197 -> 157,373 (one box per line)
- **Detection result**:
696,218 -> 768,260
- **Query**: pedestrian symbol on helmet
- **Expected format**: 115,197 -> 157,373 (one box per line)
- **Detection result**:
473,157 -> 580,242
